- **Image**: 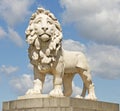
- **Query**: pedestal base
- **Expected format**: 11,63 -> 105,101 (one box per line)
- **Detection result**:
3,97 -> 119,111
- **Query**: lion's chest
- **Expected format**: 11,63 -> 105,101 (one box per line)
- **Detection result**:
38,63 -> 51,73
29,45 -> 57,73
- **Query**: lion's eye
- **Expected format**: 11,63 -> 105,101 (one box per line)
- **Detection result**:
47,21 -> 52,25
35,19 -> 41,23
38,20 -> 41,23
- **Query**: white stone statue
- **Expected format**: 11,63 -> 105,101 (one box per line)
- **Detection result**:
25,8 -> 97,100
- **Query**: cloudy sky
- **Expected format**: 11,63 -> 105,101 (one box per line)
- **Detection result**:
0,0 -> 120,110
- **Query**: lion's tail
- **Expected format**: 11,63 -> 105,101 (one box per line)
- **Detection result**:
81,83 -> 87,97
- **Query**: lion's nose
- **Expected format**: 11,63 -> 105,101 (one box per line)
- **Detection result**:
41,27 -> 48,32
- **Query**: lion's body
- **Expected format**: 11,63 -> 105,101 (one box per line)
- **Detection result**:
63,50 -> 88,73
25,8 -> 97,100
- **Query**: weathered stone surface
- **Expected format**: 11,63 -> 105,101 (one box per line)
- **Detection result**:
25,7 -> 97,100
2,98 -> 119,111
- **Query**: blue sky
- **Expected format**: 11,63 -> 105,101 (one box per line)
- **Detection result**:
0,0 -> 120,110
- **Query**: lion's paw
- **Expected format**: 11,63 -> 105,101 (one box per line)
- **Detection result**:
85,93 -> 97,100
26,79 -> 42,95
75,95 -> 83,99
49,87 -> 64,97
26,88 -> 41,95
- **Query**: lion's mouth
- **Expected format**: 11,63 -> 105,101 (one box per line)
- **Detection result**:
39,33 -> 51,42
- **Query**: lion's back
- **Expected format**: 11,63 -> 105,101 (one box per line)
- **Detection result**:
63,49 -> 89,73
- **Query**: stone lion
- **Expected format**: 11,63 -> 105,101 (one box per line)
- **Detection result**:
25,8 -> 97,100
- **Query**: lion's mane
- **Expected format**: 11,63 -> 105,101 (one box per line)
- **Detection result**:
25,8 -> 63,71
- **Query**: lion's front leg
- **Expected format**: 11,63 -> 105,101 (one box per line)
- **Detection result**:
26,79 -> 42,95
49,61 -> 64,97
26,66 -> 45,95
49,77 -> 64,97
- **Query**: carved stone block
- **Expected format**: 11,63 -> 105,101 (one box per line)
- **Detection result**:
3,98 -> 119,111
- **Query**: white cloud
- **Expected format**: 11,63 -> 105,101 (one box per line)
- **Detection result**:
0,0 -> 35,26
0,26 -> 24,47
0,26 -> 7,39
63,39 -> 120,79
60,0 -> 120,45
63,39 -> 86,52
87,43 -> 120,79
8,27 -> 23,47
0,0 -> 35,46
0,65 -> 19,75
10,74 -> 33,94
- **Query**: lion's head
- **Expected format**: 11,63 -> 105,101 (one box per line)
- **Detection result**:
25,8 -> 63,71
25,8 -> 62,44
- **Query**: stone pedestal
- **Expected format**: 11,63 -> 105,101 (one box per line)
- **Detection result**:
3,97 -> 119,111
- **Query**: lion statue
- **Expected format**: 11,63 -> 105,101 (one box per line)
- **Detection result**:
25,8 -> 97,100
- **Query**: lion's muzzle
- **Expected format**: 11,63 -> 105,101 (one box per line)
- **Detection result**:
39,33 -> 51,42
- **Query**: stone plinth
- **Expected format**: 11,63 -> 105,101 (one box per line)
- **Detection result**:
3,97 -> 119,111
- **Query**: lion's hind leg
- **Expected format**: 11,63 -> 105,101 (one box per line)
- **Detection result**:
78,69 -> 97,100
